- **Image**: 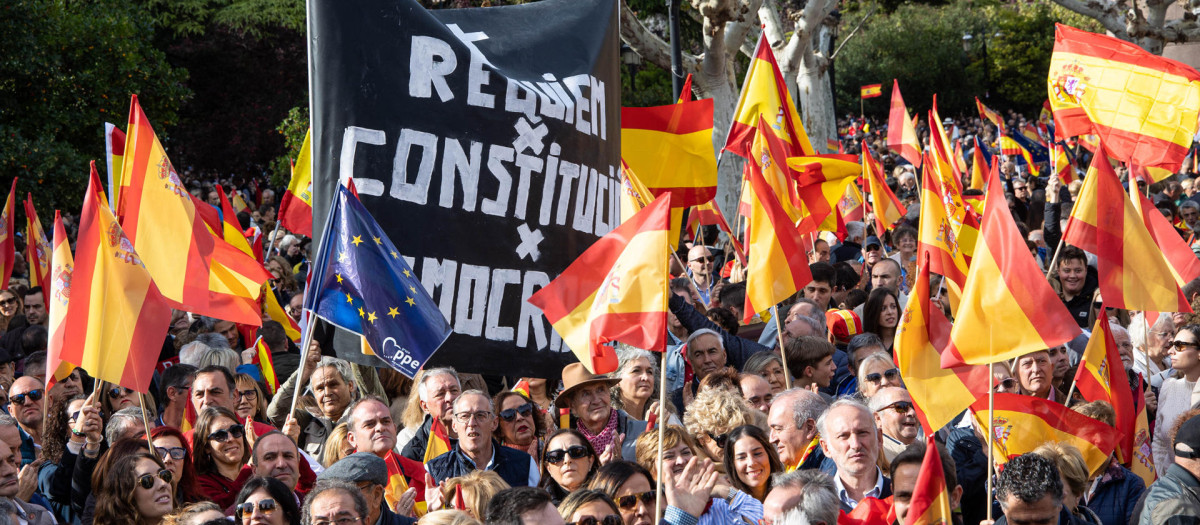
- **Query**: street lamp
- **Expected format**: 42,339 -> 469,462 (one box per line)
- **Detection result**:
620,44 -> 642,88
962,33 -> 973,53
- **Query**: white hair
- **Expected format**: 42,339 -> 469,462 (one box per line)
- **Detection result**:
816,397 -> 875,439
179,341 -> 212,367
686,329 -> 724,350
844,222 -> 866,243
417,367 -> 460,402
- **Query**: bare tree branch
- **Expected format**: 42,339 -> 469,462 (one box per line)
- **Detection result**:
724,0 -> 764,57
1047,0 -> 1129,38
619,0 -> 701,74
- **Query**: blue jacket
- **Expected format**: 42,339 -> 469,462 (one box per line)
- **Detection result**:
1085,462 -> 1145,525
425,439 -> 536,488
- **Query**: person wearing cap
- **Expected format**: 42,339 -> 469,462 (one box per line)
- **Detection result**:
1138,412 -> 1200,524
425,390 -> 537,488
557,363 -> 647,462
830,222 -> 865,264
860,235 -> 884,267
317,452 -> 416,525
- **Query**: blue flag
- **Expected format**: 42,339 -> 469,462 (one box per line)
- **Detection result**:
1008,131 -> 1049,164
306,186 -> 451,377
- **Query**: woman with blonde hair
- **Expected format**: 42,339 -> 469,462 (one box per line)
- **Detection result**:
682,387 -> 757,464
160,501 -> 225,525
438,470 -> 511,520
320,422 -> 355,468
233,373 -> 270,424
1033,442 -> 1102,524
417,509 -> 483,525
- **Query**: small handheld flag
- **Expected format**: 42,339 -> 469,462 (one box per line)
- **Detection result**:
860,84 -> 883,99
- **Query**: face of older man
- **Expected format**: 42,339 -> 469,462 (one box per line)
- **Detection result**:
1016,351 -> 1053,398
687,334 -> 726,380
870,260 -> 901,294
253,433 -> 300,490
740,374 -> 773,413
820,404 -> 879,478
872,388 -> 919,444
348,399 -> 397,458
451,393 -> 496,456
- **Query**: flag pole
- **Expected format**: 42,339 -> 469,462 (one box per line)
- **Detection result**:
139,392 -> 155,451
654,352 -> 668,521
772,305 -> 793,389
266,221 -> 284,261
986,380 -> 994,522
288,311 -> 319,420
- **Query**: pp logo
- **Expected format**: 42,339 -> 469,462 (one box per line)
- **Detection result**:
383,337 -> 420,372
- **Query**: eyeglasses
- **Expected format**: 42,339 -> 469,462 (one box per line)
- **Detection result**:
615,490 -> 656,510
707,431 -> 730,449
690,256 -> 714,263
568,516 -> 622,525
108,387 -> 132,399
137,469 -> 173,489
313,517 -> 362,525
864,368 -> 900,384
10,390 -> 43,406
236,498 -> 277,518
498,403 -> 534,422
237,389 -> 258,400
877,401 -> 914,414
208,424 -> 245,443
156,446 -> 187,460
545,445 -> 590,465
1170,341 -> 1200,351
0,299 -> 16,306
993,378 -> 1018,392
453,411 -> 492,423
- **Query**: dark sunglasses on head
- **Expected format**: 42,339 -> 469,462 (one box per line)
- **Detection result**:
545,445 -> 590,465
878,401 -> 914,414
108,387 -> 132,399
499,403 -> 534,422
156,446 -> 187,460
993,378 -> 1018,391
137,469 -> 173,489
568,516 -> 622,525
10,390 -> 43,406
208,424 -> 245,443
708,431 -> 730,449
616,490 -> 656,510
864,368 -> 900,384
236,498 -> 277,517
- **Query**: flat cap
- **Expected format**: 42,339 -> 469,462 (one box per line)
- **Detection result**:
317,452 -> 388,486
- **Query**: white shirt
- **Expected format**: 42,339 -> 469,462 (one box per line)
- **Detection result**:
835,466 -> 885,509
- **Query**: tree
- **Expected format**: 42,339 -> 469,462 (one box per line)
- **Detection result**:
1048,0 -> 1196,54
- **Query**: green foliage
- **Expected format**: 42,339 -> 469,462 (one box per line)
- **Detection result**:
271,106 -> 309,187
0,0 -> 190,215
987,2 -> 1100,108
623,62 -> 676,108
138,0 -> 305,39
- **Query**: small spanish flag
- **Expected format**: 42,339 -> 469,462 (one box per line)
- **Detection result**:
905,435 -> 953,525
385,450 -> 427,516
423,417 -> 452,463
860,83 -> 883,99
972,393 -> 1119,474
181,396 -> 197,432
511,379 -> 531,398
251,336 -> 279,395
46,211 -> 76,393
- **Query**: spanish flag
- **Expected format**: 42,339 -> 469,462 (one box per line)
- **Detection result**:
216,187 -> 257,259
1049,24 -> 1200,176
511,379 -> 531,398
23,194 -> 51,288
929,103 -> 979,258
1128,380 -> 1156,485
724,32 -> 816,159
1063,143 -> 1190,313
969,137 -> 989,191
104,123 -> 126,210
896,256 -> 987,434
620,99 -> 719,208
887,80 -> 921,166
904,435 -> 953,525
685,200 -> 746,265
384,451 -> 427,516
946,159 -> 1080,365
45,211 -> 76,392
918,151 -> 969,289
972,393 -> 1120,474
279,128 -> 314,237
1130,180 -> 1200,286
1052,143 -> 1074,183
527,194 -> 672,373
181,396 -> 197,432
252,336 -> 279,395
61,167 -> 171,393
1073,314 -> 1137,463
860,83 -> 883,98
744,125 -> 813,324
863,142 -> 906,235
787,153 -> 863,234
975,97 -> 1006,134
618,160 -> 654,224
424,417 -> 453,463
263,284 -> 301,343
0,179 -> 16,287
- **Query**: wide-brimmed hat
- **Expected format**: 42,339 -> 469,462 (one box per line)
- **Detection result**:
554,362 -> 620,411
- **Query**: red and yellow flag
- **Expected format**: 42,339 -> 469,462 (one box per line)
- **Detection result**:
1073,314 -> 1138,463
181,396 -> 197,432
1128,380 -> 1156,486
216,187 -> 256,258
527,194 -> 672,373
975,97 -> 1006,134
1064,143 -> 1190,313
424,417 -> 453,463
744,126 -> 813,324
61,168 -> 171,393
0,179 -> 16,287
511,379 -> 531,398
999,135 -> 1040,177
863,143 -> 906,235
251,336 -> 278,395
972,393 -> 1120,474
724,32 -> 815,159
1049,24 -> 1200,177
279,128 -> 314,237
262,285 -> 301,343
23,194 -> 51,288
887,80 -> 921,167
685,200 -> 746,265
903,435 -> 953,525
384,451 -> 426,516
621,99 -> 718,208
929,102 -> 980,258
786,153 -> 863,234
1130,181 -> 1200,286
105,123 -> 126,208
1052,143 -> 1074,183
969,137 -> 989,191
45,211 -> 75,392
677,73 -> 694,104
860,83 -> 883,98
917,151 -> 969,288
947,161 -> 1080,365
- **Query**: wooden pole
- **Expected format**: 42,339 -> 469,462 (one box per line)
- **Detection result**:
654,355 -> 668,521
139,392 -> 155,451
288,312 -> 319,420
773,305 -> 793,390
986,381 -> 994,521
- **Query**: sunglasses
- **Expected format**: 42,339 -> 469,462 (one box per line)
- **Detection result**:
236,498 -> 277,518
707,431 -> 730,449
878,401 -> 914,414
545,445 -> 590,465
138,469 -> 173,489
10,390 -> 43,406
156,446 -> 187,460
615,490 -> 656,510
864,368 -> 900,384
1170,341 -> 1200,351
208,424 -> 245,443
690,256 -> 714,263
568,516 -> 622,525
499,403 -> 534,422
993,378 -> 1018,391
108,387 -> 132,399
0,299 -> 16,306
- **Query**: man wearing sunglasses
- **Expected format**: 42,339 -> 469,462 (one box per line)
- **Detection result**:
685,245 -> 717,306
425,390 -> 538,490
5,377 -> 43,458
868,388 -> 920,464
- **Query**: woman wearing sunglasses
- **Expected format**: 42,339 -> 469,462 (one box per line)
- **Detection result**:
150,426 -> 201,504
99,382 -> 154,421
633,426 -> 764,525
588,461 -> 655,525
721,426 -> 782,503
233,476 -> 301,525
856,352 -> 902,399
93,451 -> 176,525
1153,324 -> 1200,477
538,429 -> 600,505
193,406 -> 252,509
493,391 -> 545,463
0,290 -> 21,334
861,288 -> 900,352
234,374 -> 270,425
37,394 -> 84,524
557,489 -> 622,525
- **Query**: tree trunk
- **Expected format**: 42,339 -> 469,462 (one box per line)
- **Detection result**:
797,25 -> 836,155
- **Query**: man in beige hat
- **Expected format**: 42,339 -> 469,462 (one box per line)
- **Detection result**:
555,362 -> 648,462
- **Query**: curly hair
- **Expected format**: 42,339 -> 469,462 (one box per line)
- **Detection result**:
440,470 -> 511,520
634,425 -> 702,476
93,452 -> 172,525
608,345 -> 660,414
42,394 -> 83,464
151,426 -> 201,503
683,387 -> 756,439
995,453 -> 1063,508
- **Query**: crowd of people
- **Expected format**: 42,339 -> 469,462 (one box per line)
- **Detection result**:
3,107 -> 1200,525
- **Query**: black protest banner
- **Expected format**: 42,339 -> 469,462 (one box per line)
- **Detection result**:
310,0 -> 620,377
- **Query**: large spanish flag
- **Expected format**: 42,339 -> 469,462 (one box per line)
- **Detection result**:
972,393 -> 1120,475
1048,23 -> 1200,176
1064,143 -> 1190,313
61,168 -> 171,393
947,161 -> 1080,365
744,126 -> 813,324
621,99 -> 718,208
23,194 -> 51,288
527,194 -> 672,373
896,256 -> 987,434
918,151 -> 969,288
929,103 -> 979,258
724,32 -> 815,159
904,434 -> 953,525
863,142 -> 906,235
787,154 -> 863,234
0,178 -> 16,287
279,128 -> 314,237
1073,314 -> 1137,463
45,210 -> 75,392
1130,180 -> 1200,286
887,80 -> 921,166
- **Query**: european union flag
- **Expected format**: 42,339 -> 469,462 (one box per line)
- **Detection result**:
305,186 -> 451,378
1008,131 -> 1049,164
